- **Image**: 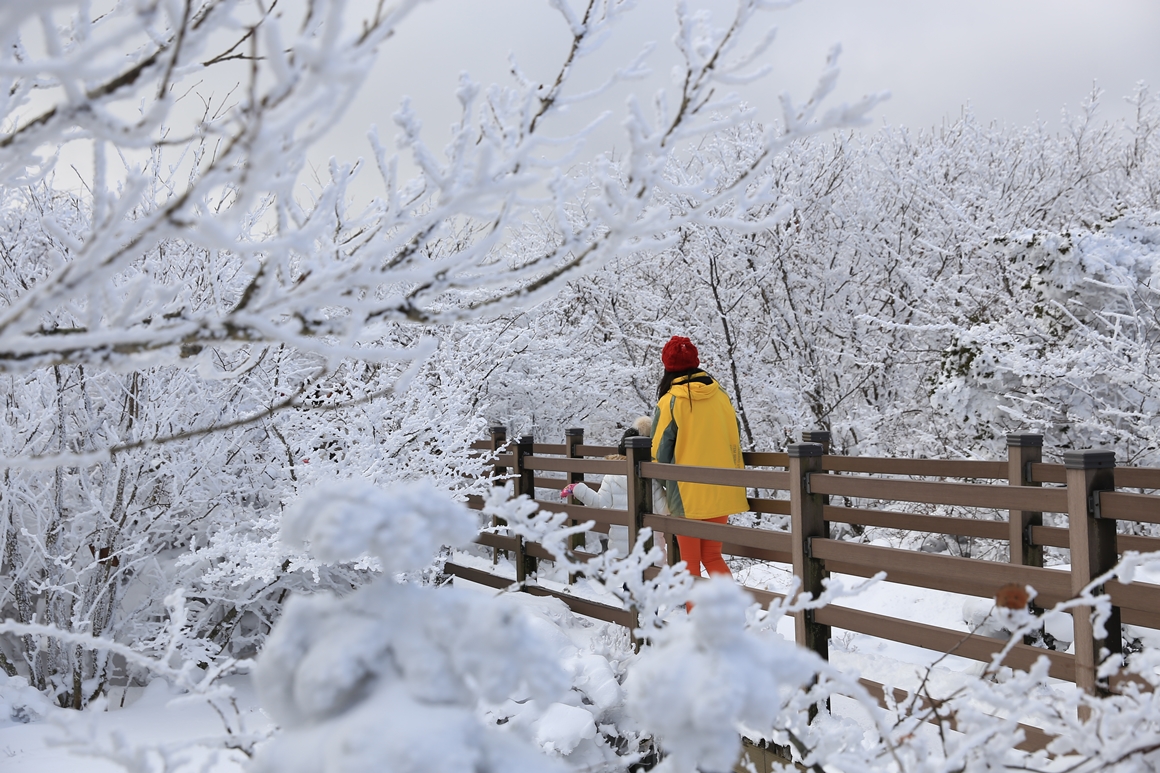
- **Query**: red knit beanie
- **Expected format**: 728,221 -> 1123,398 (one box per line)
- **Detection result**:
661,336 -> 699,372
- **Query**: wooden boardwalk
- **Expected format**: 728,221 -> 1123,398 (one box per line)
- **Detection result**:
447,428 -> 1160,752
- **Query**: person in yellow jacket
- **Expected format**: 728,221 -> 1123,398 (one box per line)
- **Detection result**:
651,336 -> 748,582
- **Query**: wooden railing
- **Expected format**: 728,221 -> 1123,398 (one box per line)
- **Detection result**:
445,427 -> 1160,750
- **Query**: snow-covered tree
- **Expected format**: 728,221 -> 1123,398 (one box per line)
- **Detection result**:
0,0 -> 885,716
474,88 -> 1160,465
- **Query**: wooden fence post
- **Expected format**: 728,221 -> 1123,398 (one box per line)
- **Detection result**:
513,435 -> 537,584
788,442 -> 829,663
489,426 -> 508,565
513,434 -> 535,499
801,430 -> 832,455
1064,449 -> 1121,700
624,435 -> 655,650
489,425 -> 509,481
802,430 -> 832,509
565,428 -> 586,553
624,436 -> 654,556
1007,433 -> 1044,567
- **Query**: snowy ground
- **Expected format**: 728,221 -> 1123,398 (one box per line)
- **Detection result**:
5,549 -> 1158,772
0,675 -> 270,772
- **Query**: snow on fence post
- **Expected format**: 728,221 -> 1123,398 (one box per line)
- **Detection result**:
1064,449 -> 1122,701
788,442 -> 830,665
1007,433 -> 1044,567
565,428 -> 586,554
513,435 -> 537,584
489,426 -> 509,565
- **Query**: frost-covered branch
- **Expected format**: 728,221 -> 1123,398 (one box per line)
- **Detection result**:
0,0 -> 884,380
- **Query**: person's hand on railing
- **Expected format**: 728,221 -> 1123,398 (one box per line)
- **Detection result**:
561,483 -> 577,499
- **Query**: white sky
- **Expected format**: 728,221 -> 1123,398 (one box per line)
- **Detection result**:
313,0 -> 1160,195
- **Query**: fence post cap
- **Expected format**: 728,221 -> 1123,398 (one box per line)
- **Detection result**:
1063,450 -> 1116,470
624,436 -> 652,450
1006,433 -> 1044,448
801,430 -> 831,444
489,425 -> 507,437
788,442 -> 824,458
518,435 -> 534,446
565,427 -> 585,437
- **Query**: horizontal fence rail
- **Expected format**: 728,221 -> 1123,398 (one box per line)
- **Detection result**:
823,456 -> 1009,479
809,474 -> 1070,513
823,505 -> 1010,539
639,460 -> 791,490
458,426 -> 1160,751
810,539 -> 1074,605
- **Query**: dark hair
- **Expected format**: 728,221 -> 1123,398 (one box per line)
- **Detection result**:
616,427 -> 640,456
656,367 -> 701,400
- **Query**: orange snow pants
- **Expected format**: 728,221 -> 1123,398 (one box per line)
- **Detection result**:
676,515 -> 734,579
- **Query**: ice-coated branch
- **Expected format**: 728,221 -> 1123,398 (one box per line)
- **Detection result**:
0,0 -> 882,384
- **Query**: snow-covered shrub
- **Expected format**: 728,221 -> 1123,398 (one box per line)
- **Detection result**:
626,578 -> 825,773
0,672 -> 52,727
0,275 -> 489,705
251,479 -> 576,773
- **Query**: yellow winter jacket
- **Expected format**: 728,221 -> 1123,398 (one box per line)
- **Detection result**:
651,371 -> 749,519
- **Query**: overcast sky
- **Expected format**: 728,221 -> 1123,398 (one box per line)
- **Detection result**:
314,0 -> 1160,191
